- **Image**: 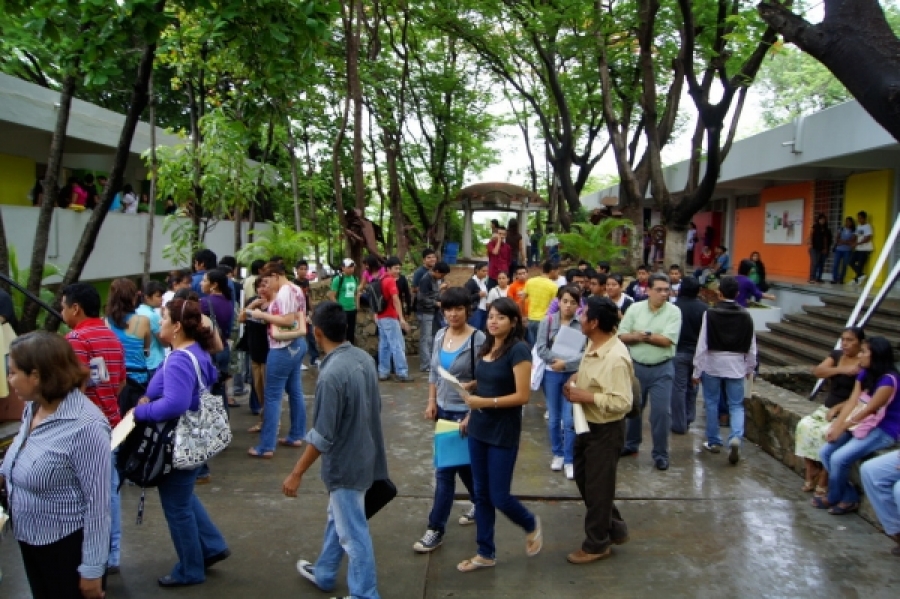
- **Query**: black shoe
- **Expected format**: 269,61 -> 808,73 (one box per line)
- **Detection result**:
619,448 -> 639,457
378,376 -> 390,382
654,457 -> 669,471
157,576 -> 202,588
106,565 -> 121,575
396,376 -> 416,383
204,549 -> 231,569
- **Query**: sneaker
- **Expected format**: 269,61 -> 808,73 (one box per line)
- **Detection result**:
296,560 -> 318,587
702,442 -> 722,454
396,376 -> 416,383
413,529 -> 444,553
544,410 -> 549,421
310,359 -> 319,368
728,438 -> 741,465
564,464 -> 574,480
550,456 -> 564,471
858,274 -> 867,285
301,364 -> 309,371
458,505 -> 476,526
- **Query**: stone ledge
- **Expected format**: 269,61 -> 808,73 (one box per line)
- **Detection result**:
744,379 -> 896,528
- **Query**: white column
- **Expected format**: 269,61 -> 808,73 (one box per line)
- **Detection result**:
462,207 -> 473,259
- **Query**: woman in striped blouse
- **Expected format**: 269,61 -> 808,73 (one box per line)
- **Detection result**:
0,332 -> 110,599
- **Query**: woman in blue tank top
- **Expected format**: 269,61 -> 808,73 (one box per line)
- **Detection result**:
105,278 -> 151,386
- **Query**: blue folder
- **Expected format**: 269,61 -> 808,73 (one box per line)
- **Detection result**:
434,420 -> 470,468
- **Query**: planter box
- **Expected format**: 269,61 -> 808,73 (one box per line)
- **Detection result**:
748,305 -> 782,331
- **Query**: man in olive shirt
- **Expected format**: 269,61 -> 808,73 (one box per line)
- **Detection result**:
618,273 -> 682,470
564,297 -> 634,564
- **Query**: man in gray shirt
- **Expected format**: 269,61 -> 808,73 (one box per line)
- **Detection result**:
282,301 -> 389,599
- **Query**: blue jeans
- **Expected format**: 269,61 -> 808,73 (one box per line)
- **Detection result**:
109,450 -> 121,567
418,312 -> 436,372
820,428 -> 894,506
701,373 -> 745,447
256,337 -> 307,453
625,361 -> 675,460
526,320 -> 540,347
313,488 -> 380,599
468,309 -> 487,331
428,408 -> 475,533
543,370 -> 575,464
306,325 -> 320,364
832,248 -> 851,283
861,450 -> 900,536
157,467 -> 228,583
232,350 -> 249,395
670,352 -> 698,433
376,318 -> 409,378
468,436 -> 536,560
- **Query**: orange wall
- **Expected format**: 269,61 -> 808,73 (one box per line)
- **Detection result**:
735,182 -> 814,279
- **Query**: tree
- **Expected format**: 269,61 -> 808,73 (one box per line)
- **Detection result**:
758,0 -> 900,143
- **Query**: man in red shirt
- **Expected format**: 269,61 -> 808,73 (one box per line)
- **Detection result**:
486,225 -> 512,290
61,283 -> 126,573
376,257 -> 413,382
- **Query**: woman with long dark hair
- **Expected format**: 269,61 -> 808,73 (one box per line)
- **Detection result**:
106,278 -> 152,411
808,213 -> 833,283
200,268 -> 235,407
816,336 -> 900,515
457,297 -> 539,572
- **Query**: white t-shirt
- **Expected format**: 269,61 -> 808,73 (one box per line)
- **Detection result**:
545,233 -> 559,248
472,276 -> 488,311
555,275 -> 567,288
122,192 -> 138,214
487,286 -> 508,305
856,223 -> 874,251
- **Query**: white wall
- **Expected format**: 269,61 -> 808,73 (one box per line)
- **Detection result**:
1,206 -> 269,282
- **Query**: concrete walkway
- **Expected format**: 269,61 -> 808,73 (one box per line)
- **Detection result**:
2,358 -> 899,598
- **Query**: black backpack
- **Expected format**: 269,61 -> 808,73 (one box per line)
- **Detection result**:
117,419 -> 177,523
365,277 -> 387,313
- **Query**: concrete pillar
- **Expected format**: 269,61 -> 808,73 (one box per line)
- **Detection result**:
462,206 -> 473,259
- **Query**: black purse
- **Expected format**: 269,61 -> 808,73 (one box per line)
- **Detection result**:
364,478 -> 397,519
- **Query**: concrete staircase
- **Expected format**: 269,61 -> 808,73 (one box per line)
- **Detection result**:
757,293 -> 900,367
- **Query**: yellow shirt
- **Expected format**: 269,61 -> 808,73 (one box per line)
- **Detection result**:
574,336 -> 635,423
524,276 -> 559,321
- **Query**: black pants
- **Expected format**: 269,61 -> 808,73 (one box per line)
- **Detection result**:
19,528 -> 107,599
345,309 -> 358,345
850,250 -> 871,280
574,420 -> 628,554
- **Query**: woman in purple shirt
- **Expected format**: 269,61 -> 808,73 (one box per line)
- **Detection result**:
200,268 -> 236,408
734,260 -> 776,307
132,298 -> 230,587
816,337 -> 900,515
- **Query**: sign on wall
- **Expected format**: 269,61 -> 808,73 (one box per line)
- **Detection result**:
764,199 -> 805,245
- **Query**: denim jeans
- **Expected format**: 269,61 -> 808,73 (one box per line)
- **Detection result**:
468,436 -> 537,560
809,248 -> 827,281
625,361 -> 675,460
670,352 -> 698,434
418,312 -> 436,372
861,450 -> 900,536
832,248 -> 852,283
313,488 -> 380,599
306,325 -> 320,365
109,449 -> 121,567
701,373 -> 745,447
526,320 -> 540,347
157,467 -> 228,583
468,309 -> 487,332
255,337 -> 307,453
232,350 -> 250,395
428,407 -> 475,533
377,318 -> 408,378
820,428 -> 894,506
543,370 -> 575,464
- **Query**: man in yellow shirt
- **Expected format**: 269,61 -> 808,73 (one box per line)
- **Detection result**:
520,261 -> 561,345
564,296 -> 634,563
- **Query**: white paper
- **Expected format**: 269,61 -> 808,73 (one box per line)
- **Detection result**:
573,403 -> 590,434
553,326 -> 587,360
437,366 -> 470,396
110,410 -> 136,450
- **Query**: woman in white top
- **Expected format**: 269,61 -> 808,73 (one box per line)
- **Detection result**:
465,262 -> 490,331
121,184 -> 138,214
486,272 -> 510,308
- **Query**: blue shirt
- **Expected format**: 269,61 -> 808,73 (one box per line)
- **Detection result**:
107,314 -> 149,383
136,304 -> 165,369
439,346 -> 465,371
716,252 -> 731,274
191,270 -> 207,298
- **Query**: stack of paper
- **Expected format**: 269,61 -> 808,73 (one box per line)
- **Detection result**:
434,419 -> 470,468
553,327 -> 587,360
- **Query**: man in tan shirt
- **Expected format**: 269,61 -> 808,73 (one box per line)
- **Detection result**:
564,296 -> 634,564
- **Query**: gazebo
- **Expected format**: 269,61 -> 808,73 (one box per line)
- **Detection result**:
452,182 -> 549,259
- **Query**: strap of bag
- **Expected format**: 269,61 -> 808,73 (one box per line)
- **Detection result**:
176,348 -> 208,392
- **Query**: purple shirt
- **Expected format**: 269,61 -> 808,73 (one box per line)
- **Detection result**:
134,344 -> 219,422
200,294 -> 234,341
735,275 -> 763,307
858,371 -> 900,439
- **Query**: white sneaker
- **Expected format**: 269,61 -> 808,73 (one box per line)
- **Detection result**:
728,437 -> 741,465
544,410 -> 549,421
301,364 -> 309,371
550,456 -> 564,471
564,464 -> 574,480
458,505 -> 476,526
858,274 -> 867,284
296,560 -> 318,587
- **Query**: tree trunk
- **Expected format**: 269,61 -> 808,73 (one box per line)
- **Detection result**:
287,125 -> 302,231
664,227 -> 689,275
142,71 -> 157,285
348,0 -> 366,211
46,33 -> 160,331
332,94 -> 352,262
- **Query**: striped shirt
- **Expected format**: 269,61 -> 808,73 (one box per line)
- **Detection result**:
0,390 -> 111,579
66,317 -> 126,427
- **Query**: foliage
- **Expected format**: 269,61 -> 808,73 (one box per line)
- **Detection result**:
5,245 -> 61,329
235,222 -> 318,266
556,218 -> 634,267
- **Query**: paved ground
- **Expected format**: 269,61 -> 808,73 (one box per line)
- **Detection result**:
2,357 -> 899,598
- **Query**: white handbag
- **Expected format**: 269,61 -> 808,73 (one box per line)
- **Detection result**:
172,350 -> 233,470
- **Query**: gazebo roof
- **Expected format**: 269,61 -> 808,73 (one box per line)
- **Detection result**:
453,182 -> 549,211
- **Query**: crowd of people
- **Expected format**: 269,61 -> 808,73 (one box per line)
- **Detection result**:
1,218 -> 898,599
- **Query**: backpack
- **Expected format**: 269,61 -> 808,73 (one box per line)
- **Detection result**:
117,418 -> 177,523
365,277 -> 387,313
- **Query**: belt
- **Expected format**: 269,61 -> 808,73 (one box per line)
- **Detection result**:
632,358 -> 672,368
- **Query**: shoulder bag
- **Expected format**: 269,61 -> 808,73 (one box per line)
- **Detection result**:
849,374 -> 898,440
172,349 -> 233,469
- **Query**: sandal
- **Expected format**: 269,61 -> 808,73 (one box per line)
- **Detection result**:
828,502 -> 859,515
801,481 -> 816,493
247,423 -> 262,433
811,496 -> 831,509
457,555 -> 496,572
278,438 -> 304,448
227,400 -> 242,408
814,486 -> 828,497
247,448 -> 274,459
526,516 -> 543,557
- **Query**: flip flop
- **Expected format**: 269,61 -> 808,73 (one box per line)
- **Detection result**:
457,555 -> 496,572
801,481 -> 816,493
247,423 -> 262,433
526,516 -> 543,557
828,502 -> 859,515
247,448 -> 274,459
278,438 -> 304,448
810,496 -> 831,509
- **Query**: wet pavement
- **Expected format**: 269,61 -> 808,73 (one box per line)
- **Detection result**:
2,357 -> 899,598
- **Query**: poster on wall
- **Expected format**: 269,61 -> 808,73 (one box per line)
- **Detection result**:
764,199 -> 804,245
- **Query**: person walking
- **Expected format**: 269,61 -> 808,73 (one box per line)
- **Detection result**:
376,257 -> 414,382
285,302 -> 389,599
669,277 -> 707,435
456,298 -> 541,572
618,273 -> 682,471
693,276 -> 757,465
563,297 -> 634,564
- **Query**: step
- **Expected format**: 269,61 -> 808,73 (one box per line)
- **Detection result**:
767,320 -> 900,350
757,343 -> 811,368
801,305 -> 898,333
757,332 -> 831,364
820,293 -> 900,317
